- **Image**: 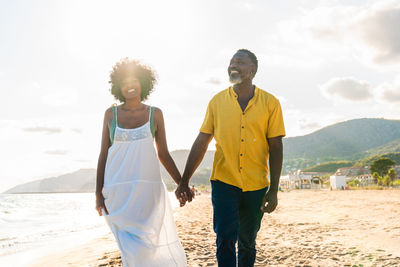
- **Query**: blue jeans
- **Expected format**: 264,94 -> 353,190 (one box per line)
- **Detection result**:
211,180 -> 268,267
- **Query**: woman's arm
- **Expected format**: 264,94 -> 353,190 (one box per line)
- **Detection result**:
95,107 -> 112,216
153,107 -> 182,185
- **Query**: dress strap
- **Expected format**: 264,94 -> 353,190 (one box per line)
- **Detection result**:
150,106 -> 155,138
115,105 -> 118,123
109,105 -> 117,145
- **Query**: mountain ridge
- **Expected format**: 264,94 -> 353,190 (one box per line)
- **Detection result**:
283,118 -> 400,161
4,118 -> 400,193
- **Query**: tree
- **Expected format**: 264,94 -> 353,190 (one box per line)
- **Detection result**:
372,172 -> 382,185
349,179 -> 361,187
382,168 -> 397,187
370,157 -> 395,177
383,175 -> 392,187
388,168 -> 397,180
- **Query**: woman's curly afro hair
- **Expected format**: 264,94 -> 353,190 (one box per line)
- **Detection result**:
109,58 -> 157,102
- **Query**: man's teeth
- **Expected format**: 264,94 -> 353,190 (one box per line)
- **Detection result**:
128,89 -> 136,93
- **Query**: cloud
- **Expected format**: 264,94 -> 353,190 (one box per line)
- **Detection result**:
23,127 -> 62,134
307,1 -> 400,65
206,77 -> 221,85
74,159 -> 90,162
299,120 -> 322,130
381,88 -> 400,103
356,2 -> 400,63
320,77 -> 373,102
377,80 -> 400,103
44,150 -> 68,155
72,128 -> 83,134
283,108 -> 346,137
261,5 -> 356,70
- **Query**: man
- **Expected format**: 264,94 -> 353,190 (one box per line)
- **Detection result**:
176,49 -> 285,267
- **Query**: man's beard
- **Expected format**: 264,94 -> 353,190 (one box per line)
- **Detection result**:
229,71 -> 242,84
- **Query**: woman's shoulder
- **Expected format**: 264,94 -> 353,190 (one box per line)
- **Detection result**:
149,106 -> 163,123
104,104 -> 117,119
147,105 -> 162,114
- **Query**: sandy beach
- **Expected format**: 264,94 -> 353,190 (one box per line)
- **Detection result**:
32,190 -> 400,267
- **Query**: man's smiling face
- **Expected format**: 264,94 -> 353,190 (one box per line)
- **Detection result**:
228,52 -> 256,85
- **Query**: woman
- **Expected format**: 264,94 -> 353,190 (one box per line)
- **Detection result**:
95,58 -> 187,267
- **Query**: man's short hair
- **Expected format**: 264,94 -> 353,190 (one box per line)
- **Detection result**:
237,49 -> 258,73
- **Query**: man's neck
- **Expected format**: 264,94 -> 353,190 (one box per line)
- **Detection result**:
233,80 -> 254,97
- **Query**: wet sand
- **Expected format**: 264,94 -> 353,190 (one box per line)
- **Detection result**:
33,190 -> 400,266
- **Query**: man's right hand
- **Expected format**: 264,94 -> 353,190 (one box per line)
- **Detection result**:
175,182 -> 194,207
175,132 -> 212,206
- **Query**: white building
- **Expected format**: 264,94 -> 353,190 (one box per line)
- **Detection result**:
280,175 -> 296,191
281,171 -> 327,190
286,171 -> 317,189
330,175 -> 346,189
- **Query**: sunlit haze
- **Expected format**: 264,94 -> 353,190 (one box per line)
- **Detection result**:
1,0 -> 400,192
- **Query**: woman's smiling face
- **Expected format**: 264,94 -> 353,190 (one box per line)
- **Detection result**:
120,76 -> 142,101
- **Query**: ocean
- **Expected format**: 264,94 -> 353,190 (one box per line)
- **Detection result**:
0,192 -> 179,266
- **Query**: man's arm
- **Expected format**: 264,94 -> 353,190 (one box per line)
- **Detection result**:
261,136 -> 283,213
175,132 -> 213,204
267,136 -> 283,193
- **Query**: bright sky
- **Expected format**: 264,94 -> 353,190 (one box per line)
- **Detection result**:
1,0 -> 400,192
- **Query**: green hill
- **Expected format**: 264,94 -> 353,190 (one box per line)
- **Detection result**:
354,152 -> 400,167
302,161 -> 353,173
282,118 -> 400,174
284,118 -> 400,161
360,138 -> 400,156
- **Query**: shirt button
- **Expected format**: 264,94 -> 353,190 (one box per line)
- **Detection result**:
242,112 -> 245,115
241,126 -> 244,128
240,167 -> 242,169
241,139 -> 244,142
240,154 -> 243,156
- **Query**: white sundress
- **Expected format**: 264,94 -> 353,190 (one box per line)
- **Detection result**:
102,106 -> 187,267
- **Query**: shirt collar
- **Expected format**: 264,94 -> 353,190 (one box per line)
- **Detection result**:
228,85 -> 259,99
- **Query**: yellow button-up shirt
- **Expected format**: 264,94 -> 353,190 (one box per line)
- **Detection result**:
200,86 -> 285,191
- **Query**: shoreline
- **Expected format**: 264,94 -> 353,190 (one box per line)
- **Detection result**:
0,227 -> 110,267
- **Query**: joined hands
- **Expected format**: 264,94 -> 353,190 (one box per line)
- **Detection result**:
175,182 -> 195,207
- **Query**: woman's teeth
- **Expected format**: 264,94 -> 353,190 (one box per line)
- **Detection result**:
128,89 -> 136,93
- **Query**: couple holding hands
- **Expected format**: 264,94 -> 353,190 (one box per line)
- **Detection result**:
95,49 -> 285,267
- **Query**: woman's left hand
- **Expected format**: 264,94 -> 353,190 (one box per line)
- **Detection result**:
96,193 -> 109,216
